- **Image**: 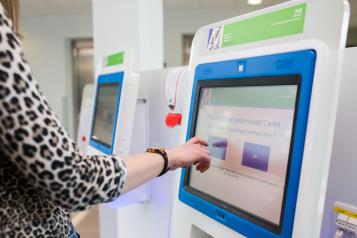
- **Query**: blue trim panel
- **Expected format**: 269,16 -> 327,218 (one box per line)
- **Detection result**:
178,50 -> 316,237
89,71 -> 124,155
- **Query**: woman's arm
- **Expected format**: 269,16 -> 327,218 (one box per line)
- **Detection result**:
123,137 -> 211,193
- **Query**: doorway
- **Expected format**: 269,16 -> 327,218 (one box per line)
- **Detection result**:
182,34 -> 194,65
71,39 -> 95,138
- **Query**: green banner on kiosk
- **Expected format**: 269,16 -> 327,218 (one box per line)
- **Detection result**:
206,85 -> 297,109
106,52 -> 125,66
220,3 -> 306,48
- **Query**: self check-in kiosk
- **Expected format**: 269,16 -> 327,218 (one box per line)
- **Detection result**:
170,1 -> 350,238
180,52 -> 315,237
87,50 -> 153,237
87,53 -> 191,237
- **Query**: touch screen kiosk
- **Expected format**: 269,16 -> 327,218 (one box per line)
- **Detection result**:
180,51 -> 315,237
170,1 -> 349,238
87,51 -> 145,207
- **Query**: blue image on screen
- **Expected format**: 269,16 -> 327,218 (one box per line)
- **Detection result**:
208,136 -> 228,160
242,142 -> 270,172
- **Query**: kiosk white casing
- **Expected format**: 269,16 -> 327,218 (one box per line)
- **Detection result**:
87,50 -> 139,159
170,1 -> 350,238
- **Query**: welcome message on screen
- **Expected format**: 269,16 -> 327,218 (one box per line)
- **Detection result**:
189,85 -> 297,225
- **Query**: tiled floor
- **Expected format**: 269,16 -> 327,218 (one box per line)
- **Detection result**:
73,206 -> 100,238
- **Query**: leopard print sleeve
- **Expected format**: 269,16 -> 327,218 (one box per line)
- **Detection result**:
0,5 -> 127,211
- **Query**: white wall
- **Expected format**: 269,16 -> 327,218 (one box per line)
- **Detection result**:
20,14 -> 93,136
164,8 -> 245,67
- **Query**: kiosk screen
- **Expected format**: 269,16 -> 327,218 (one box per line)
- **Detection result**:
186,76 -> 299,231
91,83 -> 120,148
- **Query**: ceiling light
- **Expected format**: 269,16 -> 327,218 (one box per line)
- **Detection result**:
247,0 -> 263,5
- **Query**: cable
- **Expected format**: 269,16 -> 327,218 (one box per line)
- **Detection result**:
163,68 -> 185,111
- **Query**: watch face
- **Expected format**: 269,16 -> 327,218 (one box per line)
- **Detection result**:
147,147 -> 166,155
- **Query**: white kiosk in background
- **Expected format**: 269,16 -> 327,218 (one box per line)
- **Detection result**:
170,1 -> 349,238
86,50 -> 150,237
87,50 -> 190,237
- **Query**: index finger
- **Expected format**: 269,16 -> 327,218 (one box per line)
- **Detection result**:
188,137 -> 208,146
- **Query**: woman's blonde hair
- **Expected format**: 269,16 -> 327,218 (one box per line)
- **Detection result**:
0,0 -> 20,36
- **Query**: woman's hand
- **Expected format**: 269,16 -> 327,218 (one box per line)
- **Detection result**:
122,137 -> 211,193
166,137 -> 211,173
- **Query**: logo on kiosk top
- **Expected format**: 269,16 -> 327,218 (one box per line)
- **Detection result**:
207,26 -> 223,50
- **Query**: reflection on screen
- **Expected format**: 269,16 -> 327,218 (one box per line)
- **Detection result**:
91,83 -> 119,147
189,84 -> 298,226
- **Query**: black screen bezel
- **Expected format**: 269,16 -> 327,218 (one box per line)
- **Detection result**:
90,82 -> 120,148
183,75 -> 301,234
